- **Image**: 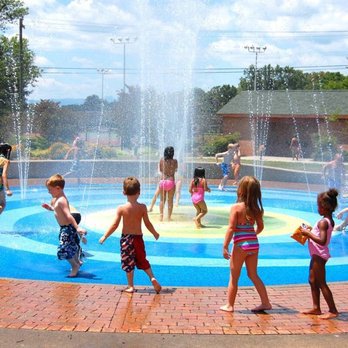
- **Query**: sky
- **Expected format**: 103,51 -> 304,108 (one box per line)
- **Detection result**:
5,0 -> 348,101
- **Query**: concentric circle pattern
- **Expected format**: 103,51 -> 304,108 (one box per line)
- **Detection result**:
1,184 -> 347,287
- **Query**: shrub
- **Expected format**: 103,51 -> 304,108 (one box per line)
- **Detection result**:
47,142 -> 70,159
202,132 -> 240,156
29,135 -> 49,151
310,133 -> 337,161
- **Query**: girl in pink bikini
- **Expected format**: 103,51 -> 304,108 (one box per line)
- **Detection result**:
300,189 -> 339,319
220,176 -> 272,313
158,146 -> 178,221
189,167 -> 211,228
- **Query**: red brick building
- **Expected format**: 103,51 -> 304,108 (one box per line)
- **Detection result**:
217,90 -> 348,157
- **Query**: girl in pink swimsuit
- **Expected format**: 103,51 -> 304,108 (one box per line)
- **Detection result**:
158,146 -> 178,221
189,167 -> 210,228
300,189 -> 339,319
220,176 -> 272,313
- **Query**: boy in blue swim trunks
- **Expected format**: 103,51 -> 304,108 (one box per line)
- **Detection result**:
42,174 -> 86,277
215,143 -> 239,191
99,176 -> 162,294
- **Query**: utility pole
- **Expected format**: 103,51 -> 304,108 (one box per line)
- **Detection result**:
244,45 -> 267,91
19,17 -> 25,107
110,37 -> 137,93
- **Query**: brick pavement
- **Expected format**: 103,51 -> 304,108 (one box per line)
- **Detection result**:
0,279 -> 347,335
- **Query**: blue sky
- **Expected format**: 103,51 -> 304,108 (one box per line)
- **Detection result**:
5,0 -> 348,100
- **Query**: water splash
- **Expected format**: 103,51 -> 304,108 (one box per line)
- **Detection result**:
5,48 -> 33,198
136,0 -> 203,194
247,90 -> 273,181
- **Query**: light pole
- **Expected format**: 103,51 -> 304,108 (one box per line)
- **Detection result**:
244,45 -> 267,91
110,37 -> 137,92
97,68 -> 110,116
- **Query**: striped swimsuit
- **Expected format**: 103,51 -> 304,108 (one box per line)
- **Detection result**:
233,223 -> 259,254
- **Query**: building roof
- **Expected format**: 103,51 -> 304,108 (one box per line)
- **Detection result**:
217,90 -> 348,116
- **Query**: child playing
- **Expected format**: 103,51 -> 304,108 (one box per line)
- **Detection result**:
300,189 -> 339,319
42,174 -> 86,277
231,143 -> 241,185
189,167 -> 211,228
0,143 -> 13,215
70,206 -> 87,264
334,207 -> 348,232
220,176 -> 272,312
215,143 -> 239,191
158,146 -> 178,221
99,176 -> 162,294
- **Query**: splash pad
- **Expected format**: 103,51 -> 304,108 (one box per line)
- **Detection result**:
1,183 -> 347,287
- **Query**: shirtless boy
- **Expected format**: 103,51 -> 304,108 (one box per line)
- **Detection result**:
99,177 -> 162,294
42,174 -> 86,277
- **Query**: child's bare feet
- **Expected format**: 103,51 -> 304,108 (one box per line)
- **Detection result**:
220,304 -> 234,312
68,264 -> 80,278
251,303 -> 272,312
302,308 -> 322,315
318,312 -> 338,320
148,208 -> 153,212
194,218 -> 201,229
123,286 -> 135,293
151,278 -> 162,294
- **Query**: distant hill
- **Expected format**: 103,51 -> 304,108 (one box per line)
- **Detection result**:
28,96 -> 116,106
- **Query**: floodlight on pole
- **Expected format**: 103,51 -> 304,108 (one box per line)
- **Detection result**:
97,68 -> 110,118
110,37 -> 137,92
244,45 -> 267,91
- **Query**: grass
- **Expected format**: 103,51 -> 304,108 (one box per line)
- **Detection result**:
199,156 -> 347,173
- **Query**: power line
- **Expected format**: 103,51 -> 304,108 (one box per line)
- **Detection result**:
38,65 -> 347,76
9,18 -> 348,38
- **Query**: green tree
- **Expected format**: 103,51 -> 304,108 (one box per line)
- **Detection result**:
305,72 -> 348,90
1,1 -> 40,141
33,100 -> 79,143
0,0 -> 28,31
239,64 -> 308,90
239,65 -> 348,91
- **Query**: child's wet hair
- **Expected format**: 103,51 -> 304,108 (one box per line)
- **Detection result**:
237,176 -> 264,220
46,174 -> 65,189
123,176 -> 140,195
193,167 -> 205,186
164,146 -> 174,160
317,189 -> 338,212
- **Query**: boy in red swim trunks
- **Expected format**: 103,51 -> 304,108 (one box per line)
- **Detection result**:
99,177 -> 162,294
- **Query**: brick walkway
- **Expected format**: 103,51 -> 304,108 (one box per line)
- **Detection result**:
0,279 -> 347,335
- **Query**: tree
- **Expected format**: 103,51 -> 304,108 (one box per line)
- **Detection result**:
239,64 -> 308,91
239,65 -> 348,91
0,0 -> 28,31
0,35 -> 40,141
305,72 -> 348,90
33,100 -> 79,143
1,1 -> 40,141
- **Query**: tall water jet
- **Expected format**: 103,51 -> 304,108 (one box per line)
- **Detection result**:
4,46 -> 33,198
247,90 -> 273,181
135,0 -> 204,191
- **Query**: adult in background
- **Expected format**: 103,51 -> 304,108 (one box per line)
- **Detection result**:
323,153 -> 345,193
64,134 -> 82,185
290,135 -> 300,160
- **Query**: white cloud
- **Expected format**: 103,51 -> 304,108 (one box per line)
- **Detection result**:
15,0 -> 348,99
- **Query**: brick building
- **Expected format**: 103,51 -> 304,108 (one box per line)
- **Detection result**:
217,90 -> 348,157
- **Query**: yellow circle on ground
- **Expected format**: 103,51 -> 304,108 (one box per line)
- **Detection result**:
84,205 -> 308,239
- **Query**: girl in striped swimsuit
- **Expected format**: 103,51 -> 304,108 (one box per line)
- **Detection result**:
220,176 -> 272,312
